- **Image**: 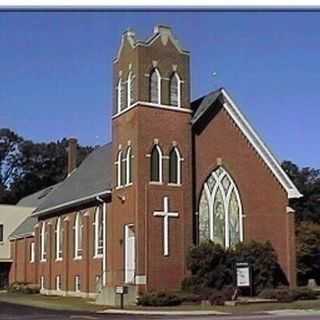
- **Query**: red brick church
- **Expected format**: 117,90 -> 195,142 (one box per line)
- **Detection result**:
9,25 -> 301,305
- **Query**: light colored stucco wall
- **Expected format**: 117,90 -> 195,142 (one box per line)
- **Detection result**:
0,205 -> 34,261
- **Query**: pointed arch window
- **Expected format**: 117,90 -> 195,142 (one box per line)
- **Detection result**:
94,205 -> 104,257
121,150 -> 126,186
149,68 -> 161,104
169,72 -> 181,107
126,146 -> 133,185
127,71 -> 135,107
117,78 -> 126,112
40,222 -> 47,261
169,147 -> 181,184
116,150 -> 122,187
74,212 -> 83,258
55,217 -> 63,260
150,144 -> 163,183
198,167 -> 243,248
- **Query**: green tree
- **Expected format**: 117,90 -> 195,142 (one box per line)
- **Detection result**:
282,161 -> 320,223
296,222 -> 320,286
0,129 -> 94,204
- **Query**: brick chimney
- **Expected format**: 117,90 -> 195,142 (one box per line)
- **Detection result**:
67,137 -> 77,175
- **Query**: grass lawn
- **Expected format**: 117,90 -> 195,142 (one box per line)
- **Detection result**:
1,291 -> 320,314
0,292 -> 107,312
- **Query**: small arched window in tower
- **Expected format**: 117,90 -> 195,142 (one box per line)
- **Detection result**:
126,146 -> 133,184
117,78 -> 126,112
150,68 -> 161,104
169,147 -> 181,184
121,150 -> 126,186
169,73 -> 181,107
127,71 -> 135,107
116,150 -> 122,187
150,144 -> 163,183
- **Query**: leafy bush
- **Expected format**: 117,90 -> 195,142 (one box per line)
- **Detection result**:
9,282 -> 40,294
177,292 -> 203,305
296,223 -> 320,286
259,287 -> 318,302
137,292 -> 182,306
183,240 -> 286,295
208,287 -> 235,305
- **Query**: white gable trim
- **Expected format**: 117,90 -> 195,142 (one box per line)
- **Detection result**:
221,88 -> 302,199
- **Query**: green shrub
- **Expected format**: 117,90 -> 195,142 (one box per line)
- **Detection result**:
183,240 -> 286,295
137,292 -> 182,307
209,287 -> 235,305
259,287 -> 318,302
9,282 -> 40,294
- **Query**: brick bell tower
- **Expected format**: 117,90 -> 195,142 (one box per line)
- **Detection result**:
108,25 -> 193,300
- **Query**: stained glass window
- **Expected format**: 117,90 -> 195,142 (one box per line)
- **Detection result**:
198,167 -> 243,248
170,73 -> 180,107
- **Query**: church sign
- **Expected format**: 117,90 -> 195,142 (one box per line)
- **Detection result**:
236,262 -> 251,287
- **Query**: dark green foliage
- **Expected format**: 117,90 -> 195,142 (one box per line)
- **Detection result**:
259,287 -> 318,302
282,161 -> 320,224
296,222 -> 320,286
183,240 -> 284,295
9,282 -> 40,294
0,128 -> 94,204
137,292 -> 182,307
208,287 -> 235,305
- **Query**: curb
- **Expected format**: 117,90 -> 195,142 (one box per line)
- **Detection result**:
97,309 -> 229,315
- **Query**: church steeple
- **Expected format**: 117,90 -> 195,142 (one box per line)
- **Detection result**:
112,25 -> 190,116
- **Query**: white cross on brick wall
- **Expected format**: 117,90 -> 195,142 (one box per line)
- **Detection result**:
153,196 -> 179,256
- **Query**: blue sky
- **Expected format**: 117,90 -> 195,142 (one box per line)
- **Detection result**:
0,11 -> 318,168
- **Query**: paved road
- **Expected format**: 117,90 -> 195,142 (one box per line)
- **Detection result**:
1,302 -> 320,320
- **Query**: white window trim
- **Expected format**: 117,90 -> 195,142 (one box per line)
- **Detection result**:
94,206 -> 104,258
126,146 -> 132,185
40,276 -> 45,290
30,242 -> 35,263
56,275 -> 61,291
171,147 -> 182,185
40,222 -> 46,262
171,72 -> 181,108
150,68 -> 161,105
117,150 -> 122,187
127,71 -> 133,107
75,275 -> 81,293
151,144 -> 163,183
117,78 -> 122,113
74,212 -> 83,259
55,217 -> 62,261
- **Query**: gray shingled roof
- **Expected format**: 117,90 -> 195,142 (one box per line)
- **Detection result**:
10,183 -> 61,239
17,183 -> 62,208
33,143 -> 112,216
191,88 -> 223,125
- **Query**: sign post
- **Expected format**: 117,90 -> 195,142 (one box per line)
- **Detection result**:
235,262 -> 253,296
115,286 -> 128,309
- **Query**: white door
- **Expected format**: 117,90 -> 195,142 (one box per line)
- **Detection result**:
124,225 -> 135,284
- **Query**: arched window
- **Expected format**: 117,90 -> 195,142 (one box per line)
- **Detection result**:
40,222 -> 47,261
117,78 -> 126,112
116,150 -> 122,187
169,147 -> 181,184
169,72 -> 181,107
198,167 -> 243,248
121,151 -> 126,186
149,68 -> 161,104
126,146 -> 133,184
74,212 -> 83,258
55,217 -> 63,260
94,205 -> 104,257
127,71 -> 135,107
150,145 -> 162,183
